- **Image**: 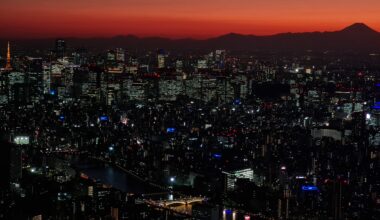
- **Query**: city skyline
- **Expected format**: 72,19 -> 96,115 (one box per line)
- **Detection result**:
1,0 -> 380,39
0,1 -> 379,219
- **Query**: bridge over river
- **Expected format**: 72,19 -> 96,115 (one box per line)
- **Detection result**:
68,155 -> 207,216
142,195 -> 206,216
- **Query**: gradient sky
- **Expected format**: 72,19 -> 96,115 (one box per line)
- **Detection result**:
1,0 -> 379,39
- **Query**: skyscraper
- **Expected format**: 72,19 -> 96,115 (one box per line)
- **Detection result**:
157,49 -> 166,69
55,39 -> 66,58
5,41 -> 12,71
116,48 -> 125,63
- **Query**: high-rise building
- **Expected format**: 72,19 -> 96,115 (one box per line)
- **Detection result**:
175,60 -> 183,72
116,48 -> 125,63
72,48 -> 88,65
5,41 -> 12,71
223,168 -> 255,192
157,54 -> 165,69
55,39 -> 66,58
107,50 -> 116,61
42,64 -> 51,94
214,49 -> 226,69
197,60 -> 208,69
157,49 -> 166,69
159,79 -> 183,101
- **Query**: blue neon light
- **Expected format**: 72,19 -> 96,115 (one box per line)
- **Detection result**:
100,116 -> 109,121
213,153 -> 222,159
375,83 -> 380,87
225,209 -> 232,215
59,115 -> 65,121
49,90 -> 56,95
167,128 -> 176,133
302,185 -> 318,191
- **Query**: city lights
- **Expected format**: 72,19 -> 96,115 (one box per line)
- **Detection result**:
100,116 -> 109,121
14,136 -> 30,145
167,128 -> 176,133
302,186 -> 319,191
0,6 -> 377,218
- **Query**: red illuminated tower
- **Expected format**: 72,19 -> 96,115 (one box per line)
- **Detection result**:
5,41 -> 12,71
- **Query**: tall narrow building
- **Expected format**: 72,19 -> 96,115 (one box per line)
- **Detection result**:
55,39 -> 66,58
5,41 -> 12,71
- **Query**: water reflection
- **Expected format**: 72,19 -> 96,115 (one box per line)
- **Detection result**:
73,157 -> 158,194
170,204 -> 193,215
71,157 -> 203,217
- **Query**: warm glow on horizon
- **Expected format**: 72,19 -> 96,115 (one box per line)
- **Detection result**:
1,0 -> 379,39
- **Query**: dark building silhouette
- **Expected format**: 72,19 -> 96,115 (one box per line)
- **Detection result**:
55,39 -> 66,58
0,140 -> 12,188
10,145 -> 22,183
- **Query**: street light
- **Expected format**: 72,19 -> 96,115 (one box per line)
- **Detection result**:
366,113 -> 371,120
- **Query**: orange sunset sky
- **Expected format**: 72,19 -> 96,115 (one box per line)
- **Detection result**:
1,0 -> 379,39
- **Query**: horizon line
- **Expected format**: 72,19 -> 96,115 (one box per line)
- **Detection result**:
0,22 -> 378,41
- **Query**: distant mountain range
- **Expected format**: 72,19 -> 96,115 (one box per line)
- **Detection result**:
3,23 -> 380,53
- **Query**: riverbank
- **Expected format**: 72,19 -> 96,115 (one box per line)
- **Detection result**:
88,156 -> 169,192
67,154 -> 167,194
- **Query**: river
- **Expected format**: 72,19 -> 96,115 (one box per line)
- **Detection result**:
68,155 -> 197,216
71,156 -> 160,194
